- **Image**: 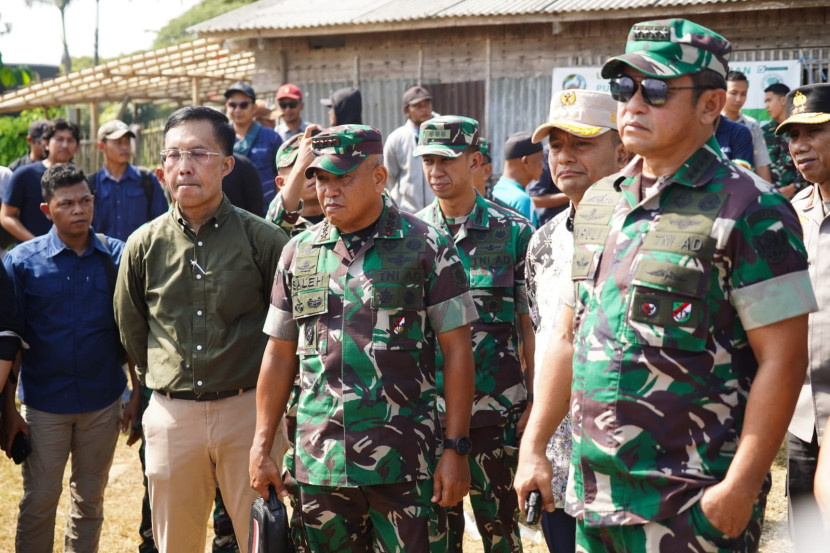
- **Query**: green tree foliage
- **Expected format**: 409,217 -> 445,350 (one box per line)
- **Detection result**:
0,53 -> 32,91
0,108 -> 61,166
153,0 -> 257,49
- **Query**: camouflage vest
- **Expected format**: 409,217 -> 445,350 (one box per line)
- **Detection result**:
289,219 -> 429,349
572,175 -> 729,351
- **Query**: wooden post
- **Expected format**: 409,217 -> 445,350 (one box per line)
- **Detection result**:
418,47 -> 424,86
90,101 -> 100,173
280,49 -> 288,85
192,77 -> 201,105
89,102 -> 99,141
484,37 -> 492,139
353,55 -> 360,88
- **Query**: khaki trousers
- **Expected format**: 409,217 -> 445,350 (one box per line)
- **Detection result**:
143,389 -> 286,553
16,400 -> 121,553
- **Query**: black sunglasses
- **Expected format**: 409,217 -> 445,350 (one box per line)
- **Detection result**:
610,75 -> 709,107
279,101 -> 299,109
227,101 -> 251,110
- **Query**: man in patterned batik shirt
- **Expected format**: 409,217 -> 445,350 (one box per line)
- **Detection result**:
515,89 -> 628,553
249,124 -> 476,553
415,115 -> 535,553
525,18 -> 817,553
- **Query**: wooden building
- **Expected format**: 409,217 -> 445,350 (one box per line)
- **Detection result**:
192,0 -> 830,171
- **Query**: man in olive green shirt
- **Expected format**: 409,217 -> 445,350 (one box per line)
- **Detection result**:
114,106 -> 289,553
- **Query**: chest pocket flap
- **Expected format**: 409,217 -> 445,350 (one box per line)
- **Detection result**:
625,258 -> 709,352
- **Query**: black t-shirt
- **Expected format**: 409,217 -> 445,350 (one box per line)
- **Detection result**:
223,154 -> 265,216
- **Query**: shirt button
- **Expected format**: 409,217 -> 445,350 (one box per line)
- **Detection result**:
197,241 -> 203,246
196,345 -> 203,351
197,310 -> 203,316
197,380 -> 203,386
196,274 -> 202,280
214,223 -> 219,228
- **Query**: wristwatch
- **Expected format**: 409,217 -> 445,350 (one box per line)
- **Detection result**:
444,436 -> 472,456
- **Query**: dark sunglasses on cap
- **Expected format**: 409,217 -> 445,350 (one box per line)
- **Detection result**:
610,75 -> 710,107
227,101 -> 251,110
279,101 -> 299,109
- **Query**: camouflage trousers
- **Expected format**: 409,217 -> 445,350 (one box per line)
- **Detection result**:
136,387 -> 238,553
447,423 -> 522,553
295,478 -> 447,552
283,471 -> 311,553
576,486 -> 768,553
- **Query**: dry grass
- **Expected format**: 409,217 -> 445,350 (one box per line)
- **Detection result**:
0,435 -> 793,552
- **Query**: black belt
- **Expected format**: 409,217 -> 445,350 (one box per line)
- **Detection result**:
162,387 -> 254,402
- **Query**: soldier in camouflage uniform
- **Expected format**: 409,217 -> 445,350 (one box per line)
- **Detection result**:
249,124 -> 477,553
515,90 -> 629,553
265,125 -> 325,236
413,115 -> 534,553
761,83 -> 808,199
528,19 -> 818,553
263,126 -> 326,553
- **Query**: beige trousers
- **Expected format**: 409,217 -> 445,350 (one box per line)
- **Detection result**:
16,400 -> 121,553
143,389 -> 286,553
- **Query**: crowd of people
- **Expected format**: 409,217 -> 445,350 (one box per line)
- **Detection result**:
1,15 -> 830,553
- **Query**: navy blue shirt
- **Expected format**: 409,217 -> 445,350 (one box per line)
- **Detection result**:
0,264 -> 23,361
235,125 -> 281,212
527,160 -> 566,226
3,228 -> 126,414
2,161 -> 52,239
91,164 -> 168,241
715,115 -> 754,168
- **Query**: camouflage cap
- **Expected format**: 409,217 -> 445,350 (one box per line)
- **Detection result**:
276,128 -> 322,168
776,83 -> 830,135
413,115 -> 480,158
532,90 -> 617,142
600,19 -> 732,79
304,125 -> 383,178
276,133 -> 303,169
477,137 -> 491,163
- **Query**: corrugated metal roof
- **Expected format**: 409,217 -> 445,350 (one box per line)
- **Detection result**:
191,0 -> 381,33
191,0 -> 766,34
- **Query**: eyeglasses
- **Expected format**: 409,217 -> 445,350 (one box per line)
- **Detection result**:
610,75 -> 709,107
160,149 -> 224,166
226,101 -> 251,110
279,101 -> 299,109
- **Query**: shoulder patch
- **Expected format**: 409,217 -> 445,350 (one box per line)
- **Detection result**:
752,229 -> 789,264
747,208 -> 783,228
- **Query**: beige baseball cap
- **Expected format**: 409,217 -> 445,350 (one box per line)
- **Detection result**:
532,90 -> 618,143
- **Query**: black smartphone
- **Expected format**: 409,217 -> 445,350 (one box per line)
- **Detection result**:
10,431 -> 31,465
525,489 -> 541,525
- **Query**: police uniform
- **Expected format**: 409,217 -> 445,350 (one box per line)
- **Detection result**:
777,83 -> 830,550
569,19 -> 818,552
419,191 -> 533,553
264,125 -> 476,552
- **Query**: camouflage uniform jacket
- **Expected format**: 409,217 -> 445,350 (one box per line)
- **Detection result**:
418,193 -> 533,428
264,195 -> 476,487
760,119 -> 808,190
566,136 -> 817,526
265,191 -> 318,237
525,205 -> 575,508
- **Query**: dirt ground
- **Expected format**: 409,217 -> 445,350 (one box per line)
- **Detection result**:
0,434 -> 793,552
